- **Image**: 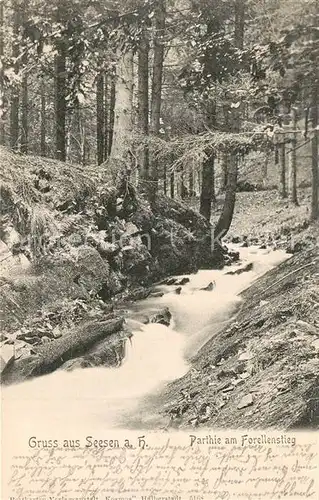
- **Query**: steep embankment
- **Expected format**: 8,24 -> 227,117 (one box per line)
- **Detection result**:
218,187 -> 315,251
0,148 -> 223,382
160,240 -> 319,430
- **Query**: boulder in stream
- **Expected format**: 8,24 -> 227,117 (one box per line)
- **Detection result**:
162,276 -> 190,286
200,281 -> 216,291
150,307 -> 172,326
176,277 -> 190,286
226,262 -> 253,276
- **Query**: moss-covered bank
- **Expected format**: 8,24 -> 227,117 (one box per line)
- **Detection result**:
0,148 -> 224,381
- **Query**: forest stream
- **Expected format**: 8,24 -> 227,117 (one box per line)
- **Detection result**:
2,246 -> 290,437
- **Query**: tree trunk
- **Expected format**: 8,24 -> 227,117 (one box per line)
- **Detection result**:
220,152 -> 228,192
65,112 -> 72,161
10,1 -> 20,151
170,169 -> 175,198
163,164 -> 167,195
234,0 -> 245,50
20,0 -> 28,153
138,32 -> 149,183
188,166 -> 194,195
21,54 -> 28,153
311,79 -> 318,220
108,75 -> 115,157
55,36 -> 67,161
288,108 -> 298,205
40,79 -> 46,156
200,100 -> 216,220
104,73 -> 109,160
214,155 -> 238,240
109,49 -> 134,178
279,140 -> 287,198
200,153 -> 215,220
2,319 -> 124,385
96,71 -> 104,165
79,109 -> 86,165
199,17 -> 217,220
180,166 -> 187,199
0,0 -> 5,145
21,70 -> 28,153
150,0 -> 166,199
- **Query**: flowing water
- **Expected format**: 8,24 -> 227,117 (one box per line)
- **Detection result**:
2,246 -> 290,436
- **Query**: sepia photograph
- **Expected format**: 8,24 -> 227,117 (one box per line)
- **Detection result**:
0,0 -> 318,498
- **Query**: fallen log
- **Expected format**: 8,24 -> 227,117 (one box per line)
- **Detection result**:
1,318 -> 124,385
59,329 -> 132,371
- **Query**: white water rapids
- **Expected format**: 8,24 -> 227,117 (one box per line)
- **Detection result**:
2,246 -> 290,437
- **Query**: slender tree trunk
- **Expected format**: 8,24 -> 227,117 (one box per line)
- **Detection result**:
180,166 -> 187,199
200,153 -> 215,220
96,71 -> 104,165
21,49 -> 28,153
79,108 -> 86,165
20,0 -> 28,153
199,17 -> 217,220
0,0 -> 5,145
109,49 -> 134,178
234,0 -> 245,50
311,79 -> 318,220
150,0 -> 166,199
220,152 -> 228,192
10,1 -> 20,151
108,75 -> 115,156
65,111 -> 72,161
170,169 -> 174,198
40,79 -> 46,156
263,158 -> 269,188
21,71 -> 28,153
215,0 -> 245,237
188,166 -> 194,195
104,73 -> 109,160
288,108 -> 298,205
197,168 -> 202,197
55,32 -> 67,161
279,139 -> 287,198
214,155 -> 238,239
200,101 -> 216,220
138,32 -> 149,182
163,164 -> 167,195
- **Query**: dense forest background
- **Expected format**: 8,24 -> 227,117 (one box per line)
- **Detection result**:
1,0 -> 319,434
0,0 -> 318,233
